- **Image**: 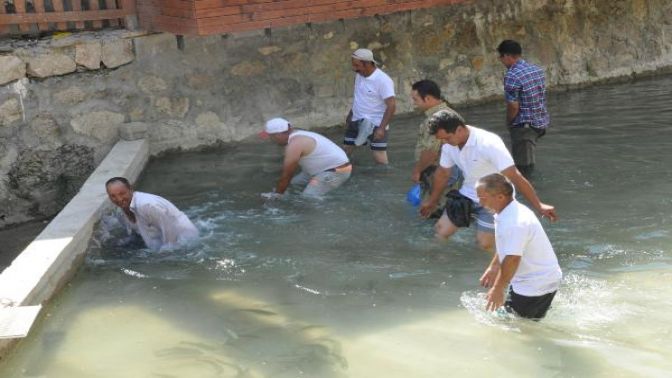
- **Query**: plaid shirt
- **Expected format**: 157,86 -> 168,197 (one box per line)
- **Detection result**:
504,59 -> 549,128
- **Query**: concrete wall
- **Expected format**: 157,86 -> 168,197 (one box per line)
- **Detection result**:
1,0 -> 671,228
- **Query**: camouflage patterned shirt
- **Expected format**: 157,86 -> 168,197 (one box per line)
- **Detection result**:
414,102 -> 460,161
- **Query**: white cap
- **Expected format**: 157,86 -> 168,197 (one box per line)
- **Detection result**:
351,48 -> 377,65
259,117 -> 290,138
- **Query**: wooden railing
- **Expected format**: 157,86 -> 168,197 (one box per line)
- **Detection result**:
0,0 -> 137,35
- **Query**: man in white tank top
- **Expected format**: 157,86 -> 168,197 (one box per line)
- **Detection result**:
260,118 -> 352,198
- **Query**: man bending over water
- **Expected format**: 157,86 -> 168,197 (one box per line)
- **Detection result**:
105,177 -> 199,251
477,173 -> 562,319
260,117 -> 352,198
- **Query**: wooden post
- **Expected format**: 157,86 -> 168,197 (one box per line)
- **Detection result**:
70,0 -> 84,29
51,0 -> 68,30
89,0 -> 102,28
120,0 -> 136,31
0,1 -> 10,34
104,0 -> 118,26
13,0 -> 31,32
32,0 -> 49,31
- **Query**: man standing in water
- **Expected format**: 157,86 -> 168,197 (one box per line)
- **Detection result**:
261,117 -> 352,197
410,79 -> 462,217
476,173 -> 562,319
498,40 -> 550,178
343,48 -> 396,164
105,177 -> 199,251
419,110 -> 556,252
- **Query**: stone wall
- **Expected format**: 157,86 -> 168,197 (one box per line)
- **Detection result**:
1,0 -> 671,228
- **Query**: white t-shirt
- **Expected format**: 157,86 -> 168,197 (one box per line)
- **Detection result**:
494,200 -> 562,296
439,126 -> 515,202
129,191 -> 199,251
289,130 -> 349,176
351,68 -> 395,126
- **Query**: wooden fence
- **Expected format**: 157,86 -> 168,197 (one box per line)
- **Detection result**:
0,0 -> 137,35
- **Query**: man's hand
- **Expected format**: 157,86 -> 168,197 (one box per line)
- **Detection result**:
538,203 -> 557,222
373,126 -> 385,140
486,287 -> 506,312
480,267 -> 499,288
419,199 -> 437,218
411,168 -> 421,183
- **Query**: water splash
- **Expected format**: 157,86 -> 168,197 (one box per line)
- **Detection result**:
459,290 -> 520,331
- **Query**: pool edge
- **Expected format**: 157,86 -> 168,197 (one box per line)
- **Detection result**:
0,139 -> 149,361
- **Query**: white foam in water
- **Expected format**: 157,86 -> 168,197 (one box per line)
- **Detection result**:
294,284 -> 321,295
459,290 -> 519,331
548,272 -> 633,331
460,271 -> 634,333
121,268 -> 148,279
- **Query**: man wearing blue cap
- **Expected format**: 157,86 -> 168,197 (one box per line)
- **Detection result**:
343,48 -> 396,164
261,118 -> 352,198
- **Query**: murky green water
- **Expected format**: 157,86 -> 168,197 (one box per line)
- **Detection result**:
1,75 -> 671,377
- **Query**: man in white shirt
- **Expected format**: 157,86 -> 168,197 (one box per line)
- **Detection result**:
105,177 -> 199,251
343,48 -> 396,164
419,110 -> 557,252
477,173 -> 562,319
260,117 -> 352,197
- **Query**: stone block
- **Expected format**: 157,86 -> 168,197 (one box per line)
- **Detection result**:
132,33 -> 177,62
258,46 -> 282,56
54,86 -> 87,105
21,116 -> 62,149
0,56 -> 26,86
25,54 -> 76,78
154,97 -> 189,118
119,122 -> 148,141
0,98 -> 22,126
138,76 -> 168,94
230,61 -> 266,77
101,39 -> 134,69
70,111 -> 124,142
75,41 -> 102,70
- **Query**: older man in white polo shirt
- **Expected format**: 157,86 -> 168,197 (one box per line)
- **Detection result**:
476,173 -> 562,319
261,117 -> 352,198
419,110 -> 557,252
343,48 -> 396,164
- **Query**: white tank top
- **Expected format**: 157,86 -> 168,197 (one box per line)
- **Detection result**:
288,130 -> 349,176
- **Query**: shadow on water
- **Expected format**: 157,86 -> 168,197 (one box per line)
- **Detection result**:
2,75 -> 672,377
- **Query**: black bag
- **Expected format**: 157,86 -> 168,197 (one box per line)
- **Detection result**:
444,190 -> 473,227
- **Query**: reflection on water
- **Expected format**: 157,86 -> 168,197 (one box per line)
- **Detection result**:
1,75 -> 672,377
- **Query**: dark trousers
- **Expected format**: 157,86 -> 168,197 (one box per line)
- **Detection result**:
509,126 -> 545,177
505,288 -> 556,320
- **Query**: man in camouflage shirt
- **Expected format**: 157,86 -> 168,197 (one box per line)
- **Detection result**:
410,80 -> 462,218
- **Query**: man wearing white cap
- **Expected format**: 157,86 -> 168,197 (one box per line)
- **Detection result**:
343,48 -> 396,164
260,118 -> 352,197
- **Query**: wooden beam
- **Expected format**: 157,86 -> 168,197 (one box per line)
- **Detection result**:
0,9 -> 134,24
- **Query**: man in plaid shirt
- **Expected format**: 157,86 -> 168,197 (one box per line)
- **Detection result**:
498,40 -> 549,178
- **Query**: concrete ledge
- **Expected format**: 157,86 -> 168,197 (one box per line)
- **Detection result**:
0,139 -> 149,359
